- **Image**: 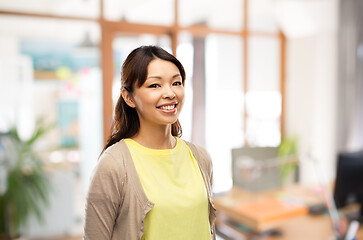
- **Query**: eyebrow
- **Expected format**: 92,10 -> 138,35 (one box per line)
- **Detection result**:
147,74 -> 181,80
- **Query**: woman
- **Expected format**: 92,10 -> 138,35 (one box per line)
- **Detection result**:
84,46 -> 216,240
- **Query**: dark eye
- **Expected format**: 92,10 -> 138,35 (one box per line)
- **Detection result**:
149,84 -> 160,88
173,81 -> 182,86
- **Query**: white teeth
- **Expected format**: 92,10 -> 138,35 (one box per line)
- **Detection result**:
159,105 -> 175,110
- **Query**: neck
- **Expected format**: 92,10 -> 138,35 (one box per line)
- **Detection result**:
131,122 -> 176,149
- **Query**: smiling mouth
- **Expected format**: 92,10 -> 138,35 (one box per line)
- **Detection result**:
157,103 -> 177,110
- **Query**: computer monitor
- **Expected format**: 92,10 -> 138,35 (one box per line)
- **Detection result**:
333,151 -> 363,222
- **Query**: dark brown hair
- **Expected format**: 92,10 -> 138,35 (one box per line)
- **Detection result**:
102,45 -> 186,153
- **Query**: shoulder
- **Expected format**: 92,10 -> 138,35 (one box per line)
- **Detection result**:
103,139 -> 133,164
104,139 -> 128,157
182,140 -> 211,159
95,140 -> 130,179
182,139 -> 212,169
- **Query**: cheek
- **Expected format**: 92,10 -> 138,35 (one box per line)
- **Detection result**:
134,93 -> 157,110
133,94 -> 145,111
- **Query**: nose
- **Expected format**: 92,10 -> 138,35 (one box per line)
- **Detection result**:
162,86 -> 176,99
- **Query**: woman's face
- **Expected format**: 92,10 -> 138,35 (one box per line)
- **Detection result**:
127,58 -> 185,128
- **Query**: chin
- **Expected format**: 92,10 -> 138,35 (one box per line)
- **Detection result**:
159,117 -> 179,126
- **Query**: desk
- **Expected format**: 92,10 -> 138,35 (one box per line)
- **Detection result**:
214,185 -> 363,240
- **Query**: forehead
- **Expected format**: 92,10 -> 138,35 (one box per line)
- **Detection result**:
147,58 -> 180,76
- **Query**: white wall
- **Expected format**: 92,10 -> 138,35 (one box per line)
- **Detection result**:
282,0 -> 339,183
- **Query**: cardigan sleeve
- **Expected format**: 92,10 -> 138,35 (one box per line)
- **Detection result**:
196,145 -> 217,240
84,152 -> 125,240
206,150 -> 214,191
198,146 -> 214,192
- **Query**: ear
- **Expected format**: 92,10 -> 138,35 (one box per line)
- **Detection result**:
121,88 -> 136,108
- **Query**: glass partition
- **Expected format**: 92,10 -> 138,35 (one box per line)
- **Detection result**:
104,0 -> 174,25
179,0 -> 243,31
246,36 -> 281,146
248,0 -> 279,32
248,36 -> 280,91
0,15 -> 102,238
0,0 -> 100,18
205,34 -> 244,192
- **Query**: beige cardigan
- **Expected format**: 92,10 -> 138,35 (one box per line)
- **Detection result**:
84,139 -> 216,240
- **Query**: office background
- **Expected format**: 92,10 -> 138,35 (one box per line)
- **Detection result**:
0,0 -> 362,239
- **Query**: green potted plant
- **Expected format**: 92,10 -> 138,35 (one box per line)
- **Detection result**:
278,135 -> 299,186
0,119 -> 52,239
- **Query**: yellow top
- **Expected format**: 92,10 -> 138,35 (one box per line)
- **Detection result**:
124,137 -> 211,240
